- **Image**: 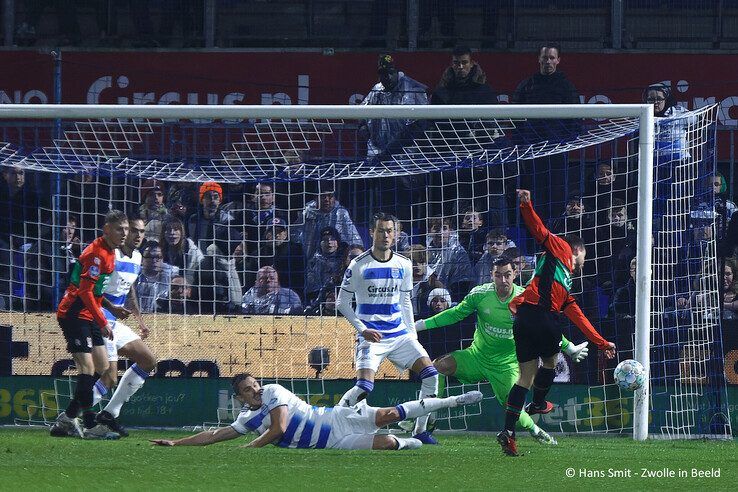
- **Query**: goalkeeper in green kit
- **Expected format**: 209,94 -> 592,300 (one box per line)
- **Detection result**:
414,256 -> 589,445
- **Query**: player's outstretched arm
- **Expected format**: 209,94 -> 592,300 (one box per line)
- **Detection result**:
416,289 -> 480,332
127,284 -> 150,338
150,426 -> 241,447
562,297 -> 616,359
242,406 -> 288,448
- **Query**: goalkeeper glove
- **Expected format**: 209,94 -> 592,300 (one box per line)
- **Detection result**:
563,341 -> 589,363
414,319 -> 427,332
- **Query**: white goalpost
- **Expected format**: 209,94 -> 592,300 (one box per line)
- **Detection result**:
0,103 -> 729,440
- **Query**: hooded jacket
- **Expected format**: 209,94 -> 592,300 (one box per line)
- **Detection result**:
431,63 -> 498,105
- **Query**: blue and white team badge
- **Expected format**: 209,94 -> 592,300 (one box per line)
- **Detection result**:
88,265 -> 100,277
391,268 -> 400,278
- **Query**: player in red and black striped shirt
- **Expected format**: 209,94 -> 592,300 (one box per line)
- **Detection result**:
50,210 -> 128,439
497,190 -> 616,456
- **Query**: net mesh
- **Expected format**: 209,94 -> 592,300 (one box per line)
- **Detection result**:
0,105 -> 731,438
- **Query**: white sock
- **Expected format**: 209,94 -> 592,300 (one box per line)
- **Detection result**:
413,375 -> 438,435
103,364 -> 149,418
92,379 -> 109,407
530,423 -> 542,436
339,386 -> 362,407
398,396 -> 456,420
394,436 -> 421,450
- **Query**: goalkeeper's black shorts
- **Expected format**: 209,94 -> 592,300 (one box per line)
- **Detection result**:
512,302 -> 563,363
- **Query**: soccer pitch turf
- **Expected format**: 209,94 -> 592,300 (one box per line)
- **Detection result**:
1,428 -> 735,490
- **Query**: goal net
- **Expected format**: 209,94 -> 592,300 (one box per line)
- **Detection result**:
0,103 -> 730,439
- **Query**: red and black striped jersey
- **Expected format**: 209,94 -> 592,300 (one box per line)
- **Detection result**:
57,237 -> 115,329
509,201 -> 609,350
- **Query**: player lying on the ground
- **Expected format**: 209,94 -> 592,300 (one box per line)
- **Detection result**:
151,373 -> 482,450
413,256 -> 590,446
497,190 -> 616,457
337,213 -> 440,444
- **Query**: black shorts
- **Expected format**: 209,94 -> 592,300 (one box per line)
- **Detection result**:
513,303 -> 563,362
58,317 -> 104,354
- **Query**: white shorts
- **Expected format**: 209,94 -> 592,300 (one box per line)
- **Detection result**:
355,334 -> 430,373
105,320 -> 141,362
326,401 -> 380,450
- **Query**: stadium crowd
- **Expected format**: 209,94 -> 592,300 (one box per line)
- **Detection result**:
0,45 -> 736,366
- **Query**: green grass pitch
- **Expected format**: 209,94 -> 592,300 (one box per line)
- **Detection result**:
1,428 -> 735,490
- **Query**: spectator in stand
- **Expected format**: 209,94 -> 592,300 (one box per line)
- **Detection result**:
361,54 -> 428,158
302,244 -> 360,317
431,46 -> 497,105
408,244 -> 445,318
188,181 -> 238,256
60,214 -> 83,274
305,227 -> 347,302
474,229 -> 515,285
245,182 -> 277,235
428,288 -> 453,315
157,275 -> 199,315
298,181 -> 363,259
426,216 -> 474,299
241,266 -> 303,315
457,203 -> 488,263
139,184 -> 168,223
549,193 -> 595,241
160,216 -> 204,285
0,166 -> 49,307
723,258 -> 738,320
583,162 -> 626,213
512,44 -> 579,105
595,198 -> 637,291
610,257 -> 637,319
512,44 -> 579,223
136,241 -> 175,313
502,247 -> 534,286
714,173 -> 736,239
259,217 -> 305,298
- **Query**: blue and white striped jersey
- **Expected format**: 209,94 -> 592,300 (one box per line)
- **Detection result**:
102,248 -> 142,322
231,384 -> 335,449
340,251 -> 413,338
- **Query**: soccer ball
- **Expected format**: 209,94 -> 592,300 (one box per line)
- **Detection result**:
613,359 -> 646,391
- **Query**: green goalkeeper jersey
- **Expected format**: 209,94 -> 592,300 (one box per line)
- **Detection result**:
424,283 -> 571,368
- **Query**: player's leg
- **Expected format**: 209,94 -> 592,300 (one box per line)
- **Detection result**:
98,337 -> 156,435
374,389 -> 483,428
340,339 -> 385,406
92,333 -> 119,407
409,355 -> 439,440
332,434 -> 422,451
487,365 -> 557,445
525,352 -> 558,415
52,319 -> 107,438
340,368 -> 376,407
432,353 -> 458,402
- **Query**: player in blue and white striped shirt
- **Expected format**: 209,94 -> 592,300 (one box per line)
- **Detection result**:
336,213 -> 440,444
151,373 -> 482,450
92,217 -> 157,438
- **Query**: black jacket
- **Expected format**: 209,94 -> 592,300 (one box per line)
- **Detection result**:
512,71 -> 579,104
431,64 -> 498,105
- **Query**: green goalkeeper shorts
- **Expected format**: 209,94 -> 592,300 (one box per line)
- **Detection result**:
451,348 -> 520,406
